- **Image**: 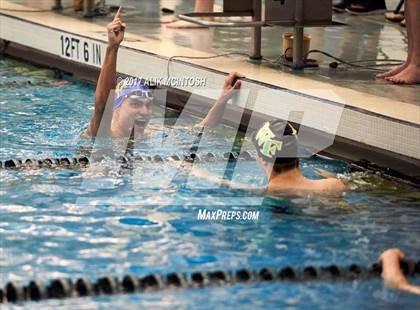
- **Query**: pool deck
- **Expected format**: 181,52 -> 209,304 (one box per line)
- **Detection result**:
0,0 -> 419,179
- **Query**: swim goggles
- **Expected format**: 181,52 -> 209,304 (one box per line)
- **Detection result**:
124,90 -> 154,101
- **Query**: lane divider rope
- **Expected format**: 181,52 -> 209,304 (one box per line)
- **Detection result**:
1,260 -> 419,304
2,152 -> 416,187
0,151 -> 257,170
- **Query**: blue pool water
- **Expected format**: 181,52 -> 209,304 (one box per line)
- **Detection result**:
1,59 -> 420,309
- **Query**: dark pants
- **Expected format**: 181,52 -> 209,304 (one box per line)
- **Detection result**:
355,0 -> 387,8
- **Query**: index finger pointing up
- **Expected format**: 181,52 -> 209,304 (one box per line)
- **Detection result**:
114,6 -> 122,21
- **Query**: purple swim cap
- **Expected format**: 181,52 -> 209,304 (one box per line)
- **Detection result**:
114,77 -> 151,110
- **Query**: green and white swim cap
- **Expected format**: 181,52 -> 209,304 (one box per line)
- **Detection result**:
252,120 -> 298,163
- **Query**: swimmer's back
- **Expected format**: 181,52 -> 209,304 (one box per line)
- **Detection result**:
268,178 -> 346,196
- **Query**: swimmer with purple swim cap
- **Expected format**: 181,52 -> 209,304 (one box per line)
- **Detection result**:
109,77 -> 154,137
85,7 -> 241,139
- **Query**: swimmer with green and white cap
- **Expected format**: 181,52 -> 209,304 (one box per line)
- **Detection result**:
85,7 -> 241,139
192,119 -> 347,196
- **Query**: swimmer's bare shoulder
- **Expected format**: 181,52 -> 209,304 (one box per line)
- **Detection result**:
267,178 -> 347,196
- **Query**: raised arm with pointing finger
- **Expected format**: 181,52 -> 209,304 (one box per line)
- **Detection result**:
86,7 -> 126,137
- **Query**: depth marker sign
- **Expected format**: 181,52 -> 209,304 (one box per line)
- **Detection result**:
59,33 -> 104,67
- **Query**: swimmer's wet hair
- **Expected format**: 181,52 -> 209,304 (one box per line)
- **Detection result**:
252,119 -> 299,173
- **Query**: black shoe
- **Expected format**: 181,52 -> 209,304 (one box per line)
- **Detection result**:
346,0 -> 387,15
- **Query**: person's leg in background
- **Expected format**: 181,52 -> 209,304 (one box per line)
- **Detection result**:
167,0 -> 214,29
385,0 -> 419,84
377,1 -> 412,79
73,0 -> 83,11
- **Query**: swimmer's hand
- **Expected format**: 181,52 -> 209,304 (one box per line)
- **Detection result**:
380,249 -> 409,289
379,249 -> 420,294
219,72 -> 244,103
107,7 -> 126,48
